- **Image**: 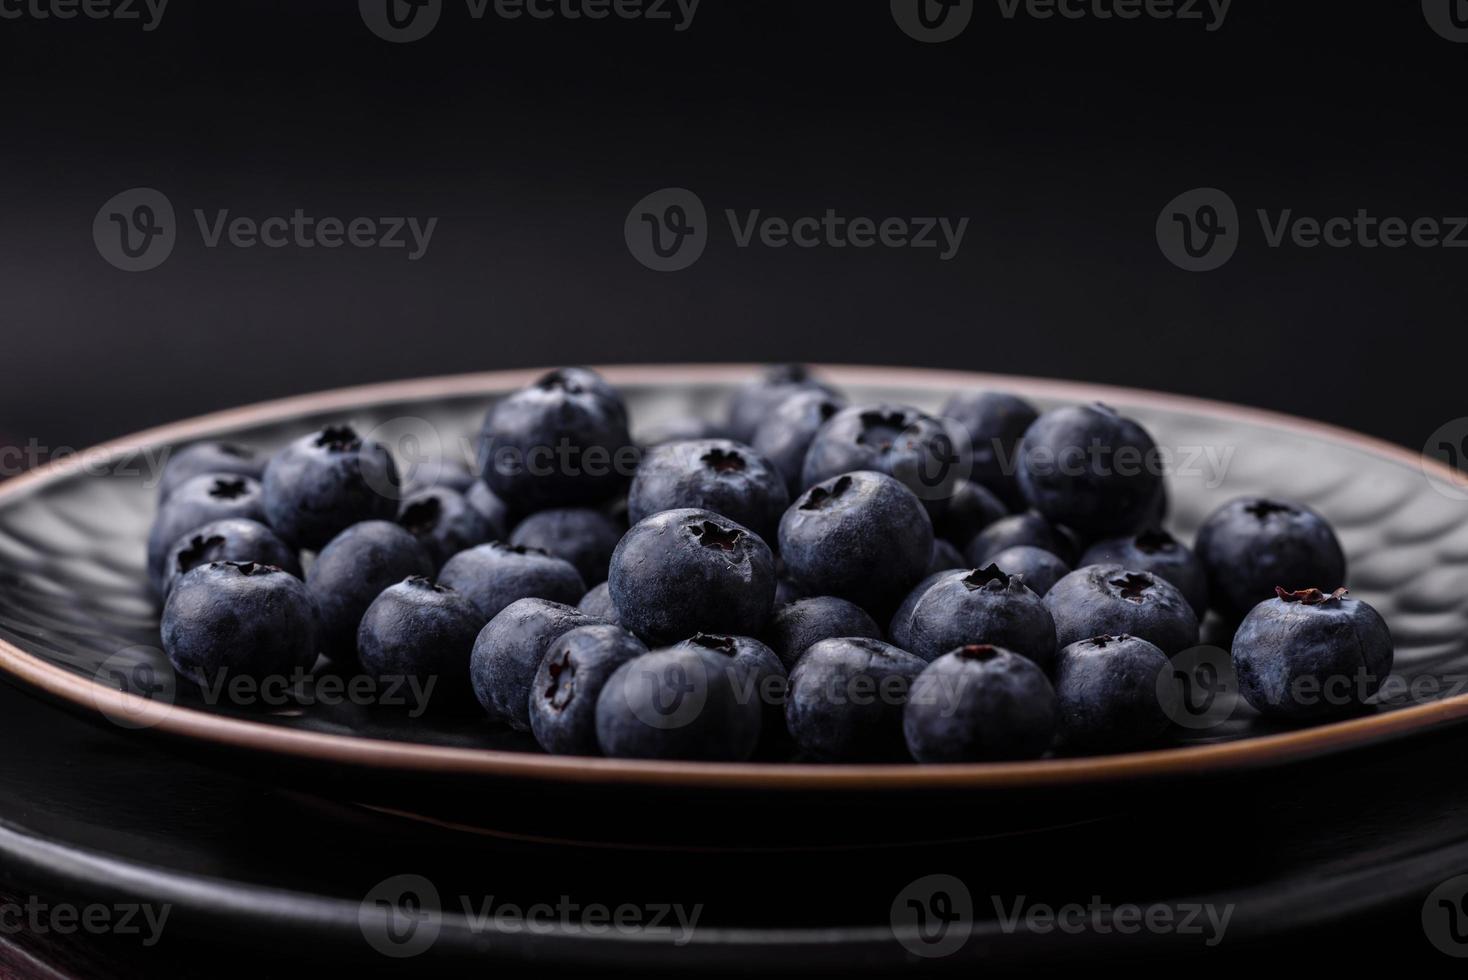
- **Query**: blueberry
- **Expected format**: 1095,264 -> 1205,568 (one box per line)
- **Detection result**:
1017,403 -> 1161,538
464,481 -> 512,539
750,388 -> 847,496
903,645 -> 1056,762
1053,635 -> 1171,751
640,416 -> 728,448
261,425 -> 400,550
544,367 -> 629,424
439,542 -> 587,621
608,508 -> 776,646
964,511 -> 1077,567
1232,587 -> 1393,719
471,597 -> 601,730
985,545 -> 1072,598
628,439 -> 789,544
800,405 -> 963,517
306,521 -> 435,662
1081,528 -> 1208,618
356,577 -> 485,708
894,566 -> 1058,670
778,471 -> 933,617
1195,497 -> 1347,620
147,473 -> 268,590
940,391 -> 1039,510
674,633 -> 788,748
529,623 -> 648,754
508,507 -> 624,586
161,561 -> 317,687
157,441 -> 264,501
784,637 -> 925,761
595,645 -> 763,761
927,539 -> 967,576
936,479 -> 1008,549
888,571 -> 948,651
478,368 -> 633,511
726,364 -> 838,444
161,517 -> 300,598
397,486 -> 495,569
761,596 -> 881,671
1044,564 -> 1199,656
576,581 -> 621,625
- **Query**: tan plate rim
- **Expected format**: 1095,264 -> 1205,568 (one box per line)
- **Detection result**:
1,363 -> 1463,791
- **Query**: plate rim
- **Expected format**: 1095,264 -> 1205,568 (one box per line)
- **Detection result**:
2,362 -> 1463,790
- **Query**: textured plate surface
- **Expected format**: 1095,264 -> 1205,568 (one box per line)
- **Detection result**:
1,364 -> 1466,790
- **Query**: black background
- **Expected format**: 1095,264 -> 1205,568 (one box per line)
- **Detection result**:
1,0 -> 1463,455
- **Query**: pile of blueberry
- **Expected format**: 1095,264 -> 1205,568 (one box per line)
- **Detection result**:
150,366 -> 1393,764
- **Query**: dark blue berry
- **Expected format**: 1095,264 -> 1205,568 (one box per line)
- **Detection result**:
985,545 -> 1072,597
478,368 -> 633,511
674,633 -> 788,749
147,473 -> 268,590
940,390 -> 1039,510
161,561 -> 317,686
608,508 -> 776,646
439,541 -> 586,621
306,521 -> 434,662
761,596 -> 881,671
784,637 -> 925,761
161,517 -> 299,598
509,507 -> 624,586
1054,634 -> 1171,751
529,623 -> 648,755
628,439 -> 789,544
261,425 -> 400,550
936,479 -> 1008,549
889,572 -> 948,651
903,645 -> 1056,762
779,471 -> 933,617
1195,497 -> 1347,619
726,364 -> 837,445
471,597 -> 601,730
965,510 -> 1077,567
893,566 -> 1058,670
1045,564 -> 1199,656
595,645 -> 763,761
1017,403 -> 1161,539
397,486 -> 495,569
576,581 -> 621,625
800,405 -> 963,517
751,388 -> 847,496
158,441 -> 264,501
1081,528 -> 1208,618
356,576 -> 485,708
1232,587 -> 1392,719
